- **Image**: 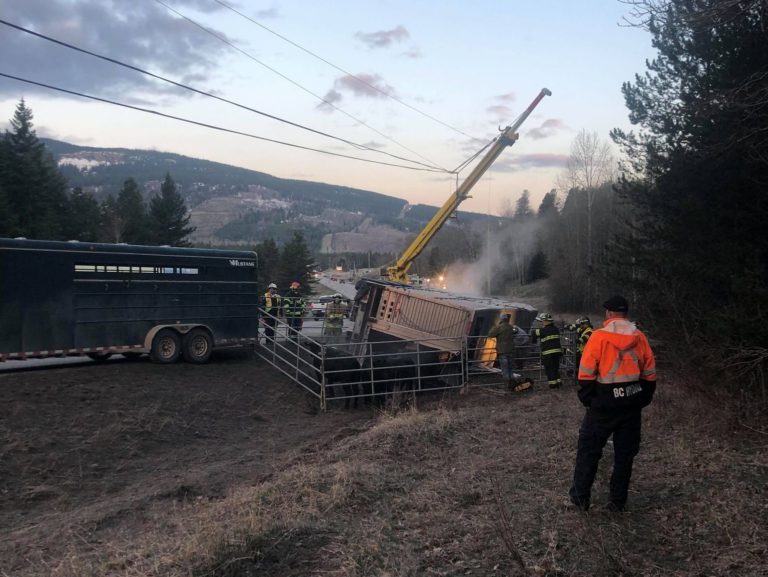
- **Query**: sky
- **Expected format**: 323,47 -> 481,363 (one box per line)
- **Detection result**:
0,0 -> 657,214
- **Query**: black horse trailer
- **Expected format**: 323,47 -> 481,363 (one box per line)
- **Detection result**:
0,238 -> 259,363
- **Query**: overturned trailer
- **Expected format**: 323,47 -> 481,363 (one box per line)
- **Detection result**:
350,279 -> 538,382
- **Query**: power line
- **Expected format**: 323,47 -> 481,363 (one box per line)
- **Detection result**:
153,0 -> 447,171
212,0 -> 485,144
0,72 -> 447,173
0,18 -> 445,173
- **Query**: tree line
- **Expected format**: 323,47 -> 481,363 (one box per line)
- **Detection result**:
0,99 -> 194,246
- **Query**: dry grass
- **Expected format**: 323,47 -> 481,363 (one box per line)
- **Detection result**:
2,363 -> 767,577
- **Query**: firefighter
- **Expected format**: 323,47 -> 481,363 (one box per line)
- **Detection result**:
282,281 -> 306,340
261,282 -> 282,343
566,316 -> 594,376
323,293 -> 347,341
532,313 -> 562,388
569,295 -> 657,512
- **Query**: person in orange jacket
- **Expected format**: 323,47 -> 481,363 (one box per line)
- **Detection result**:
569,295 -> 657,512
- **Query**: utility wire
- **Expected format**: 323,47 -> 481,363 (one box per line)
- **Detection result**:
153,0 -> 447,172
212,0 -> 485,144
0,72 -> 447,173
0,18 -> 445,173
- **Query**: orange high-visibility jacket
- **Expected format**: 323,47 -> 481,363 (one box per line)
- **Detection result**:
577,318 -> 656,410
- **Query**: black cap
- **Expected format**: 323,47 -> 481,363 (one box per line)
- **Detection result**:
603,295 -> 629,313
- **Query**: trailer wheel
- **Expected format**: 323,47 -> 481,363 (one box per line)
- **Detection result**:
150,329 -> 181,364
182,328 -> 213,364
87,352 -> 112,362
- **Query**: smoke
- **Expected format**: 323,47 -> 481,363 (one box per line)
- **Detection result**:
444,219 -> 543,297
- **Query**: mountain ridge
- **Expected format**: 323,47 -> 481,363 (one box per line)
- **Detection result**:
42,138 -> 503,250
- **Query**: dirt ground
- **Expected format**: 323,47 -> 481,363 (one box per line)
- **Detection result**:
1,351 -> 766,577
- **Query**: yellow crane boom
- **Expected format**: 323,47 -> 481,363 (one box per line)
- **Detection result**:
387,88 -> 552,284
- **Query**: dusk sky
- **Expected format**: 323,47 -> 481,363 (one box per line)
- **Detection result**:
0,0 -> 656,214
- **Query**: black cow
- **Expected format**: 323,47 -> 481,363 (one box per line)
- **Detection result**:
361,354 -> 417,407
306,342 -> 363,409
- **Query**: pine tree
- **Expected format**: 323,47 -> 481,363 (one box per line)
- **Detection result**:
99,195 -> 123,243
513,190 -> 534,222
1,99 -> 69,239
147,173 -> 195,246
62,187 -> 101,242
118,178 -> 148,244
276,231 -> 314,291
611,0 -> 768,390
255,238 -> 280,286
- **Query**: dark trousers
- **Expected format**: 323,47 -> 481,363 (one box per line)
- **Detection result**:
569,409 -> 642,505
542,353 -> 561,386
263,315 -> 277,340
287,316 -> 303,338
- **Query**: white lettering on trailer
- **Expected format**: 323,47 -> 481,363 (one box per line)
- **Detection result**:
229,259 -> 255,267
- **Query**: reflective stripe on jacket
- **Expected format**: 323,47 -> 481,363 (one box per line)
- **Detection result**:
533,324 -> 561,355
576,326 -> 593,353
325,301 -> 346,326
263,292 -> 282,314
283,292 -> 306,316
577,318 -> 657,411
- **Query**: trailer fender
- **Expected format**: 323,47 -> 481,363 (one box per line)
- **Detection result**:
143,324 -> 210,350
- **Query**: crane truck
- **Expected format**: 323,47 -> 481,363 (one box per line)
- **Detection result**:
387,87 -> 552,283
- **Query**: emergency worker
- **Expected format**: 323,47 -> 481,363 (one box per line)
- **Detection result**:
532,313 -> 562,388
489,314 -> 532,392
261,282 -> 282,342
323,293 -> 347,340
566,316 -> 594,376
283,281 -> 306,340
569,295 -> 657,512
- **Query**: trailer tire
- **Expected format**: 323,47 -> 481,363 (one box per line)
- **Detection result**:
150,329 -> 181,364
182,328 -> 213,364
87,352 -> 112,362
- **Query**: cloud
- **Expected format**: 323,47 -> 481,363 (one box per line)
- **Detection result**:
316,89 -> 342,112
492,153 -> 570,172
402,47 -> 423,59
355,26 -> 410,49
317,73 -> 395,110
485,93 -> 517,122
527,118 -> 568,140
335,74 -> 394,98
0,0 -> 232,101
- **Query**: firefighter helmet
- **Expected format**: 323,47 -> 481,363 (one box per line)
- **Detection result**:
268,282 -> 277,289
536,313 -> 553,322
576,316 -> 591,325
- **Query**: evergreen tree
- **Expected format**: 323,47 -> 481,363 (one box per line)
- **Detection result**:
255,238 -> 280,286
147,173 -> 195,246
537,190 -> 558,219
1,99 -> 69,239
276,231 -> 314,291
62,187 -> 100,241
527,250 -> 549,282
611,0 -> 768,391
99,194 -> 123,243
117,178 -> 148,244
513,190 -> 534,222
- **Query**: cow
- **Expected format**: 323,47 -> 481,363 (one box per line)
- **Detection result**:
361,353 -> 417,408
306,341 -> 364,409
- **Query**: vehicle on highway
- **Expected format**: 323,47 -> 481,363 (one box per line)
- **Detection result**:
0,238 -> 259,364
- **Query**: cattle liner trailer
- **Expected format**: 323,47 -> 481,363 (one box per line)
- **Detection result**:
0,238 -> 259,363
351,279 -> 537,361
